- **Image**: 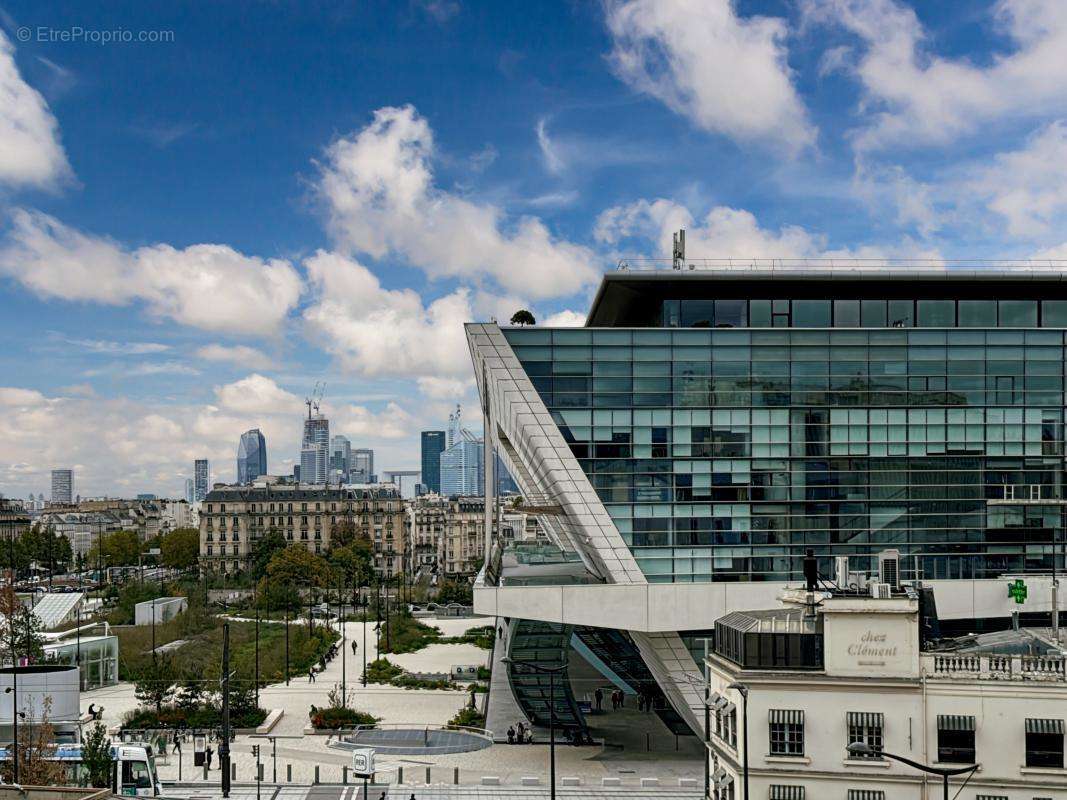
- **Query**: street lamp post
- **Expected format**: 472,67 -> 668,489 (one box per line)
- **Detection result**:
501,657 -> 567,800
847,742 -> 978,800
727,682 -> 749,800
361,594 -> 367,686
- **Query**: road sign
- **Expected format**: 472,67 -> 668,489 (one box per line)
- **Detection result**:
351,748 -> 375,777
1008,579 -> 1028,604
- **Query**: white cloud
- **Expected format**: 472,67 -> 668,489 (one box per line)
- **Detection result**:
316,105 -> 601,299
965,120 -> 1067,238
65,338 -> 170,355
541,309 -> 586,327
214,374 -> 301,416
0,30 -> 71,188
604,0 -> 815,153
0,209 -> 303,335
803,0 -> 1067,151
536,118 -> 565,175
416,376 -> 473,399
595,197 -> 943,261
853,161 -> 940,238
335,402 -> 413,439
302,249 -> 474,379
197,343 -> 276,370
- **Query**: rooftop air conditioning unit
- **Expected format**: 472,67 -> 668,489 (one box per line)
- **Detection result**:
878,549 -> 901,590
870,582 -> 892,599
848,571 -> 867,592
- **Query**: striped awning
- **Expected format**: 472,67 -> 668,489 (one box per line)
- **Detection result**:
769,786 -> 805,800
1026,718 -> 1065,734
712,767 -> 733,788
937,714 -> 976,731
711,695 -> 730,712
769,709 -> 805,725
847,791 -> 885,800
722,702 -> 736,716
974,795 -> 1008,800
847,712 -> 884,728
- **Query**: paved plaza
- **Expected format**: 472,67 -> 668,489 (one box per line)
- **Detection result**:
82,615 -> 703,792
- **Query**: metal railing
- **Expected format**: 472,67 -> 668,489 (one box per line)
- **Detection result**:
616,257 -> 1067,272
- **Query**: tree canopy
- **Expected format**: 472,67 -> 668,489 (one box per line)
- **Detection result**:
159,528 -> 199,571
509,309 -> 536,326
89,530 -> 142,566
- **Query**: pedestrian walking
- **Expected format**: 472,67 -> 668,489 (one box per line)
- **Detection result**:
507,726 -> 515,744
205,746 -> 213,769
351,640 -> 358,654
594,688 -> 603,711
308,667 -> 316,683
618,691 -> 625,708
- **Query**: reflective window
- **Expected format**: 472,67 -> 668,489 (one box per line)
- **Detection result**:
1000,300 -> 1037,327
833,300 -> 860,327
917,300 -> 955,327
792,300 -> 831,327
958,300 -> 996,328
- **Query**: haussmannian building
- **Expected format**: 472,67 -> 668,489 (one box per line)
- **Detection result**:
199,480 -> 407,576
467,264 -> 1067,742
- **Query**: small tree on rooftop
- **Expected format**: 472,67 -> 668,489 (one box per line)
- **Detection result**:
509,309 -> 536,326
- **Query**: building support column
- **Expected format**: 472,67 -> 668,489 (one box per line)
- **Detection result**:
483,374 -> 495,567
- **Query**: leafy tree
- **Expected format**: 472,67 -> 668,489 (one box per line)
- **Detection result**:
133,655 -> 176,714
328,540 -> 374,588
159,528 -> 200,572
249,530 -> 286,580
509,309 -> 536,326
90,530 -> 142,567
0,583 -> 44,659
81,721 -> 113,788
2,696 -> 66,786
435,579 -> 473,605
265,545 -> 332,588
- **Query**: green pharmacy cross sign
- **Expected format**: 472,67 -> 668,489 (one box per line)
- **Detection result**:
1007,579 -> 1028,604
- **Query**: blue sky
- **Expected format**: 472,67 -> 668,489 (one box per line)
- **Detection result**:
1,0 -> 1067,498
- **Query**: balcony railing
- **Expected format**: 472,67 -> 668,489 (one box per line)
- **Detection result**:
923,652 -> 1066,681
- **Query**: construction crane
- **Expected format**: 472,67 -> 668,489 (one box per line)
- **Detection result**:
305,382 -> 326,418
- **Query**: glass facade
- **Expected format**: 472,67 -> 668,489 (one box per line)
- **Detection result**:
502,323 -> 1067,584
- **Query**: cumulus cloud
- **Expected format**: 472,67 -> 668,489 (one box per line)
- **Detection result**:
316,105 -> 600,299
541,309 -> 586,327
0,209 -> 303,335
302,249 -> 475,379
0,31 -> 72,188
595,197 -> 943,261
965,121 -> 1067,238
197,343 -> 276,370
335,402 -> 414,439
214,374 -> 301,416
803,0 -> 1067,151
65,338 -> 170,355
604,0 -> 814,153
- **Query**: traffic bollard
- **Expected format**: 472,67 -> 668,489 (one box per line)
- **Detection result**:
314,765 -> 319,784
343,766 -> 348,783
287,764 -> 292,782
397,767 -> 403,783
454,767 -> 459,784
425,766 -> 431,784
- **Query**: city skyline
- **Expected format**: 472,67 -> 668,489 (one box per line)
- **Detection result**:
4,2 -> 1067,498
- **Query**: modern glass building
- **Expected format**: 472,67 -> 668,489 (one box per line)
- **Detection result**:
468,266 -> 1067,739
50,469 -> 73,504
193,459 -> 210,502
330,434 -> 352,483
236,428 -> 267,484
421,430 -> 446,494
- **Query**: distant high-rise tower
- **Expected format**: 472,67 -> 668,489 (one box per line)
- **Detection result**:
421,431 -> 446,494
237,428 -> 268,484
300,389 -> 330,484
439,433 -> 482,497
330,435 -> 351,483
351,449 -> 375,483
184,478 -> 194,504
194,459 -> 210,502
50,469 -> 73,504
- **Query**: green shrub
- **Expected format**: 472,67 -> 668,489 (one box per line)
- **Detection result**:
308,706 -> 378,730
121,703 -> 267,730
378,613 -> 441,654
365,658 -> 404,684
439,625 -> 494,649
447,706 -> 485,729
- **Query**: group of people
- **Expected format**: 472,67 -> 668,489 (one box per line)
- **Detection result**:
592,687 -> 628,712
505,721 -> 534,744
308,639 -> 354,682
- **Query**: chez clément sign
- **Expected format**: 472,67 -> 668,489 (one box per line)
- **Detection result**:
825,609 -> 919,678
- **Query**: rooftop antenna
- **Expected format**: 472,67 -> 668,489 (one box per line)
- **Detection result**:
672,229 -> 685,270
